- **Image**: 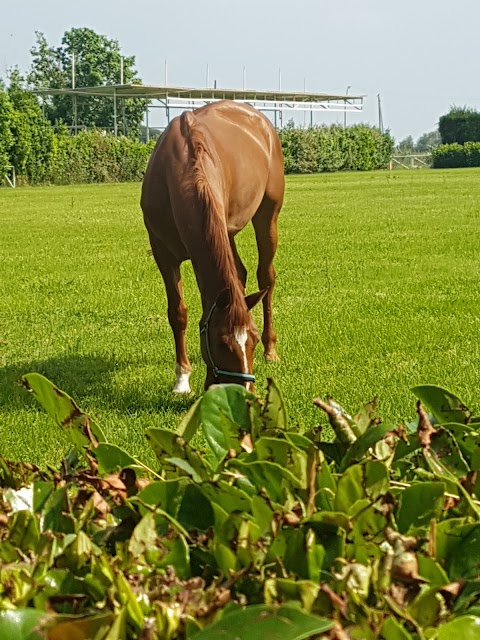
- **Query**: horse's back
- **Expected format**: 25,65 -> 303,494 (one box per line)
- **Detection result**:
141,101 -> 284,250
193,102 -> 284,227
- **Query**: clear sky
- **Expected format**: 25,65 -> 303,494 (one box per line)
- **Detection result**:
1,0 -> 478,142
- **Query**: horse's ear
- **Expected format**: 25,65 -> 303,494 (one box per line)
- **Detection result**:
245,288 -> 268,310
216,288 -> 232,311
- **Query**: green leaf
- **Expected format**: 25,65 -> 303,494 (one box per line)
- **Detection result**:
340,423 -> 394,472
380,616 -> 414,639
412,385 -> 471,424
443,423 -> 480,464
435,519 -> 476,565
177,483 -> 215,530
422,446 -> 480,518
334,464 -> 365,514
407,586 -> 444,628
261,378 -> 288,431
417,555 -> 449,586
201,481 -> 252,514
134,478 -> 189,517
364,460 -> 389,500
447,524 -> 480,580
94,443 -> 138,474
253,437 -> 308,489
270,579 -> 320,612
192,605 -> 333,640
42,486 -> 74,534
146,428 -> 210,480
353,398 -> 379,434
165,457 -> 203,483
396,482 -> 445,534
429,429 -> 470,479
176,396 -> 202,441
435,616 -> 480,639
113,570 -> 145,631
199,384 -> 256,469
21,373 -> 106,449
228,459 -> 296,503
0,609 -> 52,640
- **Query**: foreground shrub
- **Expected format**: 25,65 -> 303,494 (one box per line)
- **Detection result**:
2,374 -> 480,638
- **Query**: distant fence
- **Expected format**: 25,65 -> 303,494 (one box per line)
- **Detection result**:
390,153 -> 431,169
2,165 -> 16,188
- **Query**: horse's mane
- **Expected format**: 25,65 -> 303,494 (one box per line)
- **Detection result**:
180,111 -> 247,330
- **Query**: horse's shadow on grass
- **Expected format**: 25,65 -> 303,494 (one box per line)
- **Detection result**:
0,354 -> 198,417
0,354 -> 116,411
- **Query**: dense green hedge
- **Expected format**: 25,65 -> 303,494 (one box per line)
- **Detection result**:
439,107 -> 480,144
432,142 -> 480,168
279,122 -> 393,173
49,130 -> 156,184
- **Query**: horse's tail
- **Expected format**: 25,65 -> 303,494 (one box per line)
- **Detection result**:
180,111 -> 245,326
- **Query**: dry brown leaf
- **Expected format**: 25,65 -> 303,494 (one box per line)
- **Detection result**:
417,401 -> 437,447
240,433 -> 254,453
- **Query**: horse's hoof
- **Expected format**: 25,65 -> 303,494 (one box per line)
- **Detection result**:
173,385 -> 192,394
265,351 -> 280,363
174,367 -> 192,393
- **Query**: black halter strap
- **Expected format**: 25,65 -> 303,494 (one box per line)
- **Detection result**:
200,300 -> 255,384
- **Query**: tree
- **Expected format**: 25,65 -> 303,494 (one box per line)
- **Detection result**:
7,68 -> 55,183
415,130 -> 441,152
28,28 -> 147,136
395,135 -> 415,154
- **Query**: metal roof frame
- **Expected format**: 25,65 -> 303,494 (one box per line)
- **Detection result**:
33,84 -> 365,138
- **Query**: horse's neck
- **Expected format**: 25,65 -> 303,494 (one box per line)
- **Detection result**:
193,255 -> 245,319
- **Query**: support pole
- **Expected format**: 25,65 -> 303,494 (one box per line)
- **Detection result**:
377,94 -> 384,133
72,52 -> 77,134
113,88 -> 118,137
146,103 -> 150,142
344,86 -> 351,129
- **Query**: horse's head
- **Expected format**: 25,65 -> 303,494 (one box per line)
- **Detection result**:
200,289 -> 267,391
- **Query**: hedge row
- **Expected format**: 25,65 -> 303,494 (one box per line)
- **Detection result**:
279,122 -> 394,173
431,142 -> 480,168
6,124 -> 393,186
439,107 -> 480,145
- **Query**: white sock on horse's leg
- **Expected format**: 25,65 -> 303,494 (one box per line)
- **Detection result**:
173,364 -> 191,393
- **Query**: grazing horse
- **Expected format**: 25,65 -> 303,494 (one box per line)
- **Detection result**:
141,100 -> 284,392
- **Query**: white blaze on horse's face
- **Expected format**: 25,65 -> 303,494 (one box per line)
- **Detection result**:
174,364 -> 191,394
234,326 -> 252,390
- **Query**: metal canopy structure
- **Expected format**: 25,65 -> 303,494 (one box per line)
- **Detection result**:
33,83 -> 365,138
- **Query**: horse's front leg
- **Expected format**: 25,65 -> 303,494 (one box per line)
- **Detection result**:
253,206 -> 280,362
149,236 -> 192,393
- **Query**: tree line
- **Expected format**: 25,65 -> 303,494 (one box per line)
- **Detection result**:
1,27 -> 394,184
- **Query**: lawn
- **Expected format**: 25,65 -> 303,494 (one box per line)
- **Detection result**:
2,168 -> 480,467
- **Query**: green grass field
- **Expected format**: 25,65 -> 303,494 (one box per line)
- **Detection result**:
2,169 -> 480,467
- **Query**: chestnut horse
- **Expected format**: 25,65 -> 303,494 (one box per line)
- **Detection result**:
141,100 -> 284,392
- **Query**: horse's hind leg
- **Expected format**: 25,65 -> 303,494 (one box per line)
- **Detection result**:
148,234 -> 192,393
252,199 -> 281,362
